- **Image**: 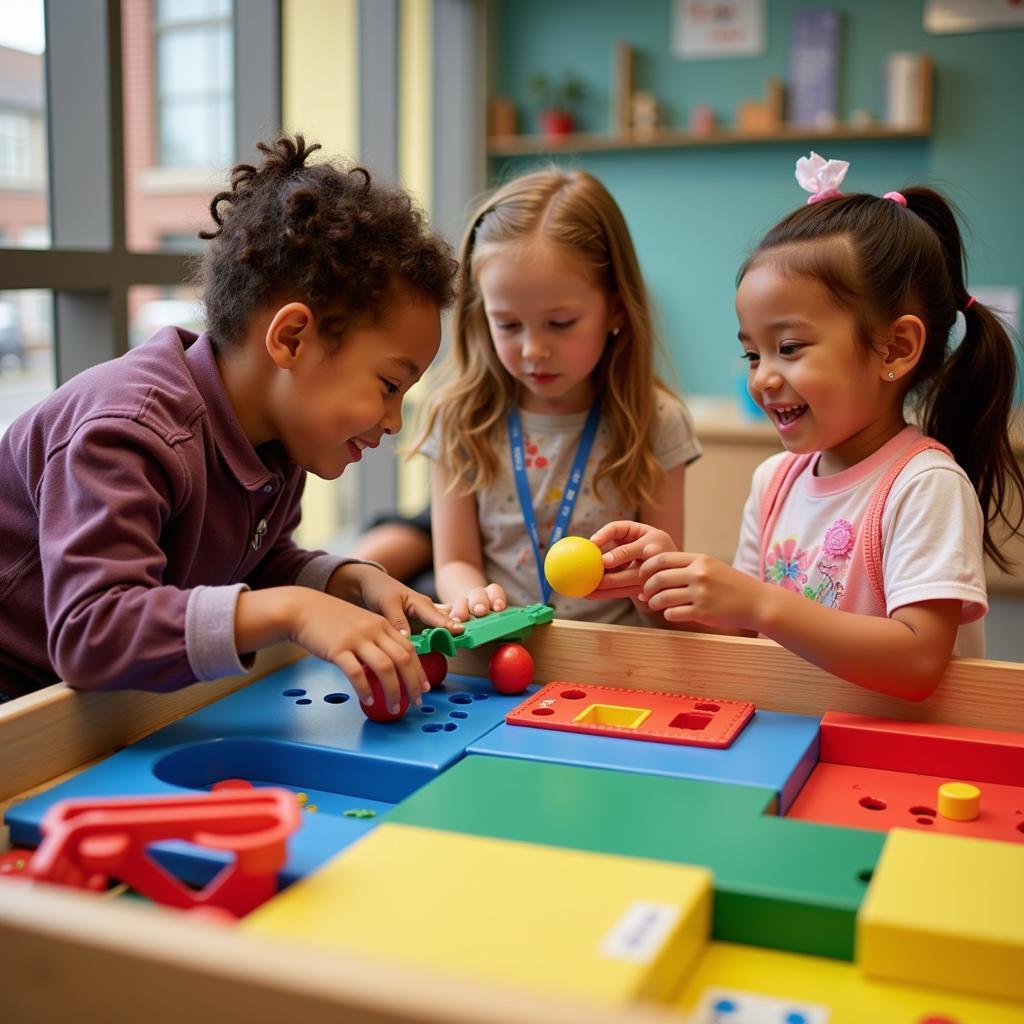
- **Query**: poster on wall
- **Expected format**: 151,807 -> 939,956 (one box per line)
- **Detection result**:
674,0 -> 766,60
924,0 -> 1024,34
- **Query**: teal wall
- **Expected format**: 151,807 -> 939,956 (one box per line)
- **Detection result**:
491,0 -> 1024,396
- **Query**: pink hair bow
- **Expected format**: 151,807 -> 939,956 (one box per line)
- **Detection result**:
796,152 -> 850,205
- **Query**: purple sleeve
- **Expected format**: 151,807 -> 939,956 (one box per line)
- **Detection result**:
39,419 -> 249,692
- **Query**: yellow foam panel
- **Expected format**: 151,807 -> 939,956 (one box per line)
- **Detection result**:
674,941 -> 1024,1023
243,822 -> 712,1006
857,828 -> 1024,1002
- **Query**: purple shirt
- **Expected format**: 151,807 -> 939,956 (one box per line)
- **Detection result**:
0,327 -> 347,697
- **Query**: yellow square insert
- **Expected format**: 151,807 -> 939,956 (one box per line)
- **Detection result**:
574,703 -> 652,729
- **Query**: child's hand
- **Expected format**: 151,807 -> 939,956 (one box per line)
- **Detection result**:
451,583 -> 507,623
290,590 -> 428,714
587,521 -> 678,600
340,564 -> 463,638
639,551 -> 762,630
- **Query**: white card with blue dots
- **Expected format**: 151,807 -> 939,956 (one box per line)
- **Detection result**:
691,988 -> 829,1024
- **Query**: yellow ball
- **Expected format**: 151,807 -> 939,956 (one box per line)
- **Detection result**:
544,535 -> 605,598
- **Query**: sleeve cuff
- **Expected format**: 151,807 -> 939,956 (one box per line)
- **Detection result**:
185,584 -> 255,681
295,554 -> 387,592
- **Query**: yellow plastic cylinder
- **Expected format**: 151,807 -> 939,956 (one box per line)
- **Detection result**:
937,781 -> 981,821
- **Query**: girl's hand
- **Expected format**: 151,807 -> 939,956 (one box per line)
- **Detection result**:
451,583 -> 507,622
591,521 -> 677,568
338,563 -> 463,638
588,521 -> 679,600
639,551 -> 764,631
288,590 -> 428,714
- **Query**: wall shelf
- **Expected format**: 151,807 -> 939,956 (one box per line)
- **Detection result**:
488,121 -> 932,157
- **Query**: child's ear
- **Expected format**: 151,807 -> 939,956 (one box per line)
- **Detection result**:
880,314 -> 926,383
266,303 -> 315,369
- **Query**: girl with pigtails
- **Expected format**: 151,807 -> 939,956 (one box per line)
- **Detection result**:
0,134 -> 460,712
594,153 -> 1024,700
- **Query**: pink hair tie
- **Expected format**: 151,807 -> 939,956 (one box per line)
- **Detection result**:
807,188 -> 843,206
883,191 -> 907,206
964,295 -> 976,311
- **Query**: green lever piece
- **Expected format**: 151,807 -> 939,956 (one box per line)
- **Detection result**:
411,603 -> 554,656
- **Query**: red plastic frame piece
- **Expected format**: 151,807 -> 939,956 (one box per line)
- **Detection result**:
819,711 -> 1024,785
506,682 -> 755,749
787,762 -> 1024,843
29,787 -> 301,917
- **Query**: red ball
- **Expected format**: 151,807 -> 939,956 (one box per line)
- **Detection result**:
360,667 -> 410,722
419,651 -> 448,687
488,642 -> 534,695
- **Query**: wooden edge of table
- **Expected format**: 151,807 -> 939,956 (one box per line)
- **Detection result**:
1,622 -> 1021,807
451,619 -> 1024,731
0,642 -> 305,803
0,883 -> 682,1024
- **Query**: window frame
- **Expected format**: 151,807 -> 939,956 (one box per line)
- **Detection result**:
0,0 -> 280,385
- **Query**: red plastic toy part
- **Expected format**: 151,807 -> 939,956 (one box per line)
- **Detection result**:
507,682 -> 755,749
488,642 -> 534,695
360,667 -> 410,722
28,787 -> 300,918
419,651 -> 448,688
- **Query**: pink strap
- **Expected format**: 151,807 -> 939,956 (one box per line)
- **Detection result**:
758,437 -> 952,606
758,453 -> 814,582
860,437 -> 951,611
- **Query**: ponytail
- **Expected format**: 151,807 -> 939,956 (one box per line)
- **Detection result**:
904,188 -> 1024,572
920,297 -> 1023,571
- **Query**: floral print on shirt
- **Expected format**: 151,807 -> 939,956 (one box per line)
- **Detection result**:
765,537 -> 819,591
765,518 -> 856,609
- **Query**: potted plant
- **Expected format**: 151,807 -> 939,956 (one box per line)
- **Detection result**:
527,71 -> 585,137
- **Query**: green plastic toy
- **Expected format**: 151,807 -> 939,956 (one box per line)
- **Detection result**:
411,604 -> 554,656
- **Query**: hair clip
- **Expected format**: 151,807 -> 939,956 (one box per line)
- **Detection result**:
796,152 -> 850,205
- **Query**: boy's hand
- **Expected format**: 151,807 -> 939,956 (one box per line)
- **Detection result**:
587,521 -> 678,600
639,551 -> 763,630
451,583 -> 507,623
333,563 -> 463,638
289,590 -> 427,715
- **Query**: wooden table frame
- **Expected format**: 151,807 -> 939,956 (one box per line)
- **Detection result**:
2,623 -> 1022,1022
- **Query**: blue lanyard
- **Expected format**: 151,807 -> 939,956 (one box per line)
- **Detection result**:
508,399 -> 601,604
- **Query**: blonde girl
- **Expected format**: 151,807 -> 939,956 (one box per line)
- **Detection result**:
415,168 -> 701,625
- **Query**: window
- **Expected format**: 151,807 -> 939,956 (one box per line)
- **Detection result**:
0,112 -> 33,179
0,1 -> 49,247
0,289 -> 54,432
128,283 -> 204,349
154,0 -> 234,169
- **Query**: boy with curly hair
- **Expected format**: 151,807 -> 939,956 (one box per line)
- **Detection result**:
0,134 -> 459,712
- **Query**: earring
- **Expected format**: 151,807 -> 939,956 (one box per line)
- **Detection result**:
611,327 -> 622,338
887,371 -> 896,380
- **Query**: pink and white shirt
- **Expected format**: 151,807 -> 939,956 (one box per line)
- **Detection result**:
732,426 -> 987,657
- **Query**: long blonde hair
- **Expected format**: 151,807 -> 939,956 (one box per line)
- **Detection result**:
413,168 -> 674,509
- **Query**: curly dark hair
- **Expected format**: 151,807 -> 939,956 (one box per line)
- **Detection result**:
196,134 -> 457,347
